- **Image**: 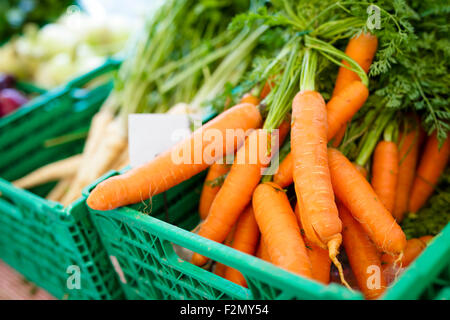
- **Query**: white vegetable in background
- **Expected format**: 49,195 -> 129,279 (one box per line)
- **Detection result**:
34,53 -> 78,88
0,10 -> 136,88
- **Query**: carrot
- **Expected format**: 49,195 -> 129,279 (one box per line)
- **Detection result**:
13,154 -> 82,189
381,238 -> 427,268
273,152 -> 293,188
255,236 -> 271,262
354,163 -> 368,178
259,76 -> 276,100
213,259 -> 228,278
271,82 -> 369,187
381,237 -> 429,285
214,225 -> 236,278
191,122 -> 288,266
87,103 -> 262,211
252,182 -> 312,278
371,140 -> 399,213
331,125 -> 347,147
326,80 -> 369,140
419,235 -> 433,244
338,201 -> 386,299
268,79 -> 368,187
328,148 -> 407,255
393,127 -> 420,221
198,162 -> 231,220
271,144 -> 368,190
224,205 -> 260,287
291,88 -> 349,286
240,93 -> 260,106
330,33 -> 377,146
332,33 -> 378,97
408,132 -> 450,212
295,204 -> 331,284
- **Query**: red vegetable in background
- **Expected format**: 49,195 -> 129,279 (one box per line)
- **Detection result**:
0,88 -> 29,117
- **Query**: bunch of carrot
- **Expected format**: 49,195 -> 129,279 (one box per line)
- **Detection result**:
84,0 -> 448,300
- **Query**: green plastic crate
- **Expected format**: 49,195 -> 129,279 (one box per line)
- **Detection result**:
381,224 -> 450,300
0,59 -> 125,299
86,170 -> 361,300
0,80 -> 46,120
86,169 -> 450,300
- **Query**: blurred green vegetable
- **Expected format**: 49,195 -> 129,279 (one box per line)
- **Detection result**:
0,0 -> 73,43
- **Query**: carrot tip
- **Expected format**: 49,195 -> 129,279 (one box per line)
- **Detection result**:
328,237 -> 353,291
392,251 -> 404,281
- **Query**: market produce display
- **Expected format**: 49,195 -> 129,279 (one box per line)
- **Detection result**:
3,0 -> 449,301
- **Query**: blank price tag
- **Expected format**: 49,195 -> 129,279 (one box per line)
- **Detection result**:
128,114 -> 195,168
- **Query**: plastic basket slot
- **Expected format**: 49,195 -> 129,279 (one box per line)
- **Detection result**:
0,93 -> 71,151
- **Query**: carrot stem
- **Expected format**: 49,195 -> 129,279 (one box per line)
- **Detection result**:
263,41 -> 302,131
299,49 -> 317,92
355,110 -> 394,167
383,120 -> 397,143
304,35 -> 368,87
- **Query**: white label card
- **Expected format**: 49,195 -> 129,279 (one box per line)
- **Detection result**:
128,114 -> 198,168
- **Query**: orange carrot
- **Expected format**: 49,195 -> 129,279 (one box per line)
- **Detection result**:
381,238 -> 427,268
271,151 -> 368,191
381,237 -> 429,285
240,93 -> 260,106
331,125 -> 347,147
214,225 -> 236,278
338,201 -> 386,299
252,182 -> 312,278
273,152 -> 293,188
224,206 -> 260,287
419,235 -> 433,244
213,260 -> 228,278
393,128 -> 420,221
326,81 -> 369,140
332,33 -> 378,96
87,103 -> 262,211
259,75 -> 276,100
330,33 -> 378,145
198,162 -> 231,220
408,132 -> 450,212
354,163 -> 368,178
328,148 -> 407,255
371,141 -> 399,213
271,83 -> 369,187
255,236 -> 271,262
191,123 -> 288,266
291,89 -> 348,286
295,204 -> 331,284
